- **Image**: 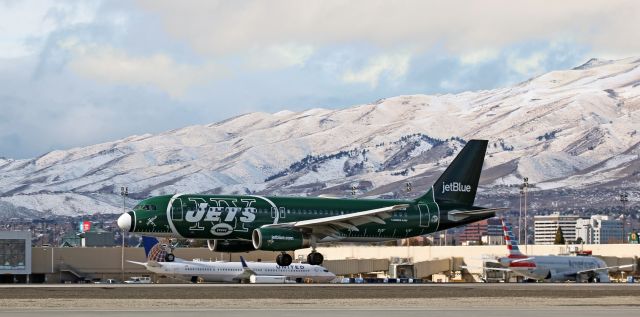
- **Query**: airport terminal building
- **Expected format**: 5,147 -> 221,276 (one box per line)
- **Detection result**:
0,231 -> 31,283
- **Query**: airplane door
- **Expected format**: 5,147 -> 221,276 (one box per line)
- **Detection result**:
171,197 -> 184,221
270,207 -> 281,223
418,204 -> 430,228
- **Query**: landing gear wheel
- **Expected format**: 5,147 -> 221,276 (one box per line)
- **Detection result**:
307,252 -> 324,265
276,253 -> 293,266
164,253 -> 175,262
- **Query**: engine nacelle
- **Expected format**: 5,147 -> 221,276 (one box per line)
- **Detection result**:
252,227 -> 310,251
207,239 -> 255,253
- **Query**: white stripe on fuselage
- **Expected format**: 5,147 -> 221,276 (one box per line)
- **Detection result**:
245,195 -> 279,224
166,193 -> 186,238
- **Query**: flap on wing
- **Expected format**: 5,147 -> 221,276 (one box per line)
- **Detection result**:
448,207 -> 508,222
293,204 -> 410,228
265,204 -> 410,231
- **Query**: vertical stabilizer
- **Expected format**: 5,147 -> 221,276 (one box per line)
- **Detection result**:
142,236 -> 168,262
501,218 -> 525,258
417,140 -> 487,206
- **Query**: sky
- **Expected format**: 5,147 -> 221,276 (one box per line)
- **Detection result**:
1,0 -> 639,159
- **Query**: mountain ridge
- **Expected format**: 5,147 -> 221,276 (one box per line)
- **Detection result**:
1,57 -> 638,217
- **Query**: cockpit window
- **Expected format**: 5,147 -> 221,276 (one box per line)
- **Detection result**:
135,204 -> 157,211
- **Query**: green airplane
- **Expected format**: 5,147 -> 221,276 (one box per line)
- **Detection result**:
118,139 -> 503,266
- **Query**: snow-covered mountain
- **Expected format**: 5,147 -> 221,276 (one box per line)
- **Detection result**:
1,57 -> 639,217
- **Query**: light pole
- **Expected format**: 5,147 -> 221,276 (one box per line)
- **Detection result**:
621,192 -> 629,211
523,177 -> 529,252
621,193 -> 629,241
519,187 -> 524,244
120,186 -> 128,282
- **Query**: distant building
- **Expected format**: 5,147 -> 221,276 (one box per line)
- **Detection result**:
0,231 -> 31,282
575,215 -> 624,244
534,213 -> 579,244
457,218 -> 502,245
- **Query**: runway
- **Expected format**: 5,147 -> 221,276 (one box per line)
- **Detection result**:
0,284 -> 638,317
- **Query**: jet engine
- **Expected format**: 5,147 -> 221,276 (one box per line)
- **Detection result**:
252,227 -> 310,251
207,239 -> 255,252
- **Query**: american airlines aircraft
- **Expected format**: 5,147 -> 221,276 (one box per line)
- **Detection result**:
493,219 -> 633,282
128,237 -> 336,283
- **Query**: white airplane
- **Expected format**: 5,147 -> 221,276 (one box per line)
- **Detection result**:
489,219 -> 634,282
128,237 -> 336,283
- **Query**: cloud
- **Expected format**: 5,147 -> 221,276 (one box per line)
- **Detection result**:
342,53 -> 410,88
246,43 -> 314,70
0,1 -> 99,58
508,52 -> 548,76
67,43 -> 221,98
137,0 -> 640,59
460,49 -> 499,65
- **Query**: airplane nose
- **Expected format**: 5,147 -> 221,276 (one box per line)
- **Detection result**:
117,213 -> 132,232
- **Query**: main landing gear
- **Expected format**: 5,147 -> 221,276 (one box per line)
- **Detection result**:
276,252 -> 293,266
306,235 -> 324,266
307,235 -> 324,266
307,251 -> 324,266
273,236 -> 324,266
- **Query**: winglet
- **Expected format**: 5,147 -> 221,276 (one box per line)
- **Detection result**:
240,256 -> 248,268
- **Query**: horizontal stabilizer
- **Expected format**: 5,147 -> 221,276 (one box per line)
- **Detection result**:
510,257 -> 535,263
447,207 -> 507,222
126,260 -> 146,266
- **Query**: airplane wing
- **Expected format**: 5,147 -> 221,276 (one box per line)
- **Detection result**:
262,204 -> 410,237
576,264 -> 635,274
461,265 -> 513,272
448,207 -> 508,221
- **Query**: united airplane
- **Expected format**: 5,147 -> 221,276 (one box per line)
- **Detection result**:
118,139 -> 503,266
128,237 -> 335,283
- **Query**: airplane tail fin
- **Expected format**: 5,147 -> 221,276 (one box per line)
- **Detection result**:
239,256 -> 256,276
416,140 -> 488,206
501,218 -> 525,258
142,236 -> 159,258
142,236 -> 168,262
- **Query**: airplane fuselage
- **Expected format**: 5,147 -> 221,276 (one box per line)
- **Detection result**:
126,192 -> 484,242
505,255 -> 609,282
145,260 -> 336,283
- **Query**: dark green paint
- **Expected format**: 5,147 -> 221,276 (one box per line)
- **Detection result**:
124,140 -> 496,251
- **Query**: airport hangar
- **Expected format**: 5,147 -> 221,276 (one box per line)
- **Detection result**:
1,230 -> 638,283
